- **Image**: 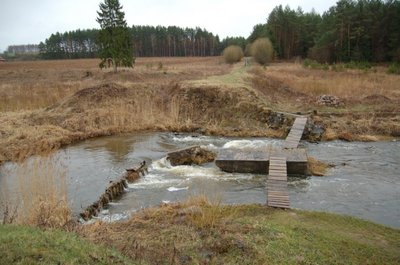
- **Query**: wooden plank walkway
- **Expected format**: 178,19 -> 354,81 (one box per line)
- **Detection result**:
284,117 -> 308,149
266,156 -> 290,208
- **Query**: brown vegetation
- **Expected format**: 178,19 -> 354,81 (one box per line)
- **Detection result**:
78,195 -> 245,264
77,196 -> 400,264
307,157 -> 334,176
250,63 -> 400,140
0,58 -> 399,166
0,156 -> 73,229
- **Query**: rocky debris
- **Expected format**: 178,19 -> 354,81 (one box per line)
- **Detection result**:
79,161 -> 148,221
167,145 -> 216,166
303,117 -> 326,141
267,112 -> 292,130
316,95 -> 343,107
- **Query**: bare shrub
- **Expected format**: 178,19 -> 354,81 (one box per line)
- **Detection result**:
222,45 -> 244,64
250,38 -> 273,65
1,203 -> 18,224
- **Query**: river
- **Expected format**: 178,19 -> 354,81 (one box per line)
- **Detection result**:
0,132 -> 399,228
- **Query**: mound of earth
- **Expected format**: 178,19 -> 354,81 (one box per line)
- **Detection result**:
47,83 -> 131,113
363,94 -> 392,104
74,82 -> 128,101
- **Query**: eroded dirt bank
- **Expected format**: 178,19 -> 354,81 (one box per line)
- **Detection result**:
0,82 -> 291,164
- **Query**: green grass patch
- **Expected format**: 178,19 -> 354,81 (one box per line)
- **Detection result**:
0,225 -> 135,265
303,58 -> 330,70
188,64 -> 251,89
240,208 -> 400,264
344,60 -> 372,71
388,62 -> 400,75
304,59 -> 375,72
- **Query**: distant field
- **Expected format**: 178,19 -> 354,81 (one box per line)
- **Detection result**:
0,57 -> 227,112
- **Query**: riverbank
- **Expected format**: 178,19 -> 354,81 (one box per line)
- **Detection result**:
80,200 -> 400,264
0,58 -> 399,165
0,224 -> 135,264
2,199 -> 399,264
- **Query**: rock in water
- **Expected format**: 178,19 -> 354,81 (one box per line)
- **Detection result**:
167,145 -> 216,166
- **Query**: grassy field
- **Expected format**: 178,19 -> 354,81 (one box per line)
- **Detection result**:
0,225 -> 136,264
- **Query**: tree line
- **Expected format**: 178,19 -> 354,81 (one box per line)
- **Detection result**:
5,44 -> 40,54
2,44 -> 41,60
38,29 -> 99,59
6,0 -> 399,63
131,26 -> 221,57
249,0 -> 400,63
37,26 -> 234,59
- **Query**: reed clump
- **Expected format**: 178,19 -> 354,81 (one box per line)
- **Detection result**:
0,156 -> 74,229
307,157 -> 333,176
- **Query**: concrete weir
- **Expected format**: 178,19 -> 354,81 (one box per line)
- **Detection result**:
215,148 -> 308,175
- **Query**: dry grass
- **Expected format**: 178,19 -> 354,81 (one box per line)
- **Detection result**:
0,58 -> 399,165
78,197 -> 400,264
263,63 -> 400,99
0,155 -> 73,229
79,195 -> 244,264
250,63 -> 400,139
0,57 -> 229,112
307,157 -> 333,176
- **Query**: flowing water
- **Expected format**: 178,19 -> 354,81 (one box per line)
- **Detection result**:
0,132 -> 399,228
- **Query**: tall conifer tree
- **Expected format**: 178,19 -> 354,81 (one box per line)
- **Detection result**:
96,0 -> 134,72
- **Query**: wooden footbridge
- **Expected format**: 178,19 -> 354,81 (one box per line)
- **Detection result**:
216,117 -> 308,209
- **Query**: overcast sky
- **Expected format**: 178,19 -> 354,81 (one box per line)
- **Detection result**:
0,0 -> 337,52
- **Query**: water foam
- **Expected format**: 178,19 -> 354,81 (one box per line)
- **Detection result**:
172,135 -> 212,143
127,173 -> 181,189
151,157 -> 225,178
167,186 -> 189,192
222,139 -> 280,150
